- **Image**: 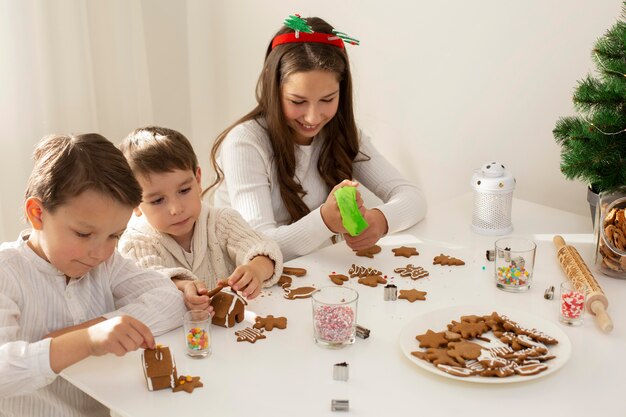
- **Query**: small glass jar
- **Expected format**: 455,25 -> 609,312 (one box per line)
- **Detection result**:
594,186 -> 626,279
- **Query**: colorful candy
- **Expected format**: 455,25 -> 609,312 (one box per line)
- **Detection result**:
186,327 -> 209,351
314,305 -> 355,342
496,264 -> 529,286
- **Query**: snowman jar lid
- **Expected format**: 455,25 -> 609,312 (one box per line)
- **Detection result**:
471,161 -> 515,193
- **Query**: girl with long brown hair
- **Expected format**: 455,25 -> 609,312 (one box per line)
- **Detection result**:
209,16 -> 426,260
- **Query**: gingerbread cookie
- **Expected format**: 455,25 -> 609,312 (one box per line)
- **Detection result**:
398,289 -> 427,302
447,320 -> 489,339
277,275 -> 293,289
394,264 -> 429,280
348,264 -> 382,278
392,246 -> 419,258
446,341 -> 483,365
235,327 -> 266,343
253,315 -> 287,331
283,286 -> 318,300
282,267 -> 307,277
173,375 -> 203,393
329,273 -> 349,285
357,274 -> 387,287
354,245 -> 382,258
433,254 -> 465,266
412,348 -> 460,367
415,329 -> 449,348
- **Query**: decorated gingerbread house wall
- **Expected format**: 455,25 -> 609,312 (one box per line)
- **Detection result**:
210,288 -> 247,328
141,346 -> 177,391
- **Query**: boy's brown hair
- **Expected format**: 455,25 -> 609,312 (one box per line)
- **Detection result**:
25,133 -> 142,212
120,126 -> 199,179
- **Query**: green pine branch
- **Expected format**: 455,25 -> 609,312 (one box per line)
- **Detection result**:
553,1 -> 626,193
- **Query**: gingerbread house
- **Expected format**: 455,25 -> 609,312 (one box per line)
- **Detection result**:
141,345 -> 177,391
210,288 -> 247,328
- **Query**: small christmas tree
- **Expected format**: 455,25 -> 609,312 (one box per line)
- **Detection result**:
284,14 -> 312,38
553,2 -> 626,193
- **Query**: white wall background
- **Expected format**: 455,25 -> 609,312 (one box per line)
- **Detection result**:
1,0 -> 621,241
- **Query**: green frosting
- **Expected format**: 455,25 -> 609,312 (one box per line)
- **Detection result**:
334,186 -> 368,236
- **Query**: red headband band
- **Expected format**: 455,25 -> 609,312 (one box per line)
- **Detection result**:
271,32 -> 345,50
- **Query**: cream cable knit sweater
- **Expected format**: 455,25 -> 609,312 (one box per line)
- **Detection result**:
118,202 -> 283,289
213,119 -> 427,260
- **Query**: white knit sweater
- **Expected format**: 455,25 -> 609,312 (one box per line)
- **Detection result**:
213,119 -> 427,260
118,203 -> 283,289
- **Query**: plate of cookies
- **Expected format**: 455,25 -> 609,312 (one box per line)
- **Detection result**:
398,305 -> 571,383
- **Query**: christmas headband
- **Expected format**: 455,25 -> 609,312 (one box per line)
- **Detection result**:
271,14 -> 360,50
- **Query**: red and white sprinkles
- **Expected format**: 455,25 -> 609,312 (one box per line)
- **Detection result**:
314,305 -> 355,342
560,290 -> 585,319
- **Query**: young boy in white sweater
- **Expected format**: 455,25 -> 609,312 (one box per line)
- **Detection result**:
0,133 -> 185,417
118,126 -> 282,310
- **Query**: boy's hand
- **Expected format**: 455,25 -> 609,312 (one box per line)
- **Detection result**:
182,280 -> 214,313
227,256 -> 274,299
86,315 -> 155,357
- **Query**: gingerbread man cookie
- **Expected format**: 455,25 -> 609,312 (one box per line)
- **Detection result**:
394,264 -> 429,280
253,315 -> 287,331
354,245 -> 382,258
392,246 -> 419,258
433,254 -> 466,266
398,288 -> 427,302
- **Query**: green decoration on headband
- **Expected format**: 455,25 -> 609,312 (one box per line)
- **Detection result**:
331,29 -> 360,46
334,186 -> 368,237
284,14 -> 313,38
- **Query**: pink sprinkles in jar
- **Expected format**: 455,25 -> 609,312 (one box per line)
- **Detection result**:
314,305 -> 355,342
561,290 -> 584,319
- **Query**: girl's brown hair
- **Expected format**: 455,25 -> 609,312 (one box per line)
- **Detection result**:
208,17 -> 364,223
25,133 -> 142,212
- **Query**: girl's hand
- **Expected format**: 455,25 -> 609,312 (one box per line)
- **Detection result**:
227,256 -> 274,299
86,315 -> 155,357
182,280 -> 214,313
321,179 -> 362,233
343,208 -> 389,250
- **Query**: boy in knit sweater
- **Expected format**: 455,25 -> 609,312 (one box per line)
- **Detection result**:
118,126 -> 282,310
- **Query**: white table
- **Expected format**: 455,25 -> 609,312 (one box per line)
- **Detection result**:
61,194 -> 625,417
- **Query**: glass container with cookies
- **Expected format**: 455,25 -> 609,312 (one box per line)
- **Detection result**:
594,186 -> 626,279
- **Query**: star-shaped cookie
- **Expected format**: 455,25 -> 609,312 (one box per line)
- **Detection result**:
415,329 -> 449,348
173,375 -> 203,393
398,288 -> 427,302
392,246 -> 419,258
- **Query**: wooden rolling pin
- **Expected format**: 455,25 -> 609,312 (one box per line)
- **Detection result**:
553,235 -> 613,333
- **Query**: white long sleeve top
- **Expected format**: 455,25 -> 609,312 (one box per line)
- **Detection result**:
118,203 -> 283,289
213,119 -> 427,261
0,232 -> 185,417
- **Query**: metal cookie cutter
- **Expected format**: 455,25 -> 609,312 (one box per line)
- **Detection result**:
331,399 -> 349,412
356,324 -> 370,339
333,362 -> 349,381
485,249 -> 495,261
544,285 -> 555,300
384,284 -> 397,301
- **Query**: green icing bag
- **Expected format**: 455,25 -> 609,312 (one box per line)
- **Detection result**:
334,186 -> 368,236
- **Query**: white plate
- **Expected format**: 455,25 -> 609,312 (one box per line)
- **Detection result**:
398,305 -> 572,384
